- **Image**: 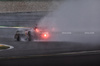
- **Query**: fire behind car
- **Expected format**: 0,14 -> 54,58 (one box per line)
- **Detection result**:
14,27 -> 50,41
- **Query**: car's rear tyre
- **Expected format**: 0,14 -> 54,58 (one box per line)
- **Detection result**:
28,31 -> 32,41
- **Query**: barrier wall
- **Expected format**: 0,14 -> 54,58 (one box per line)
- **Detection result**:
0,12 -> 48,27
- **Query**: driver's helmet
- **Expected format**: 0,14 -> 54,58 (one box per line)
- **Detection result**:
34,24 -> 38,30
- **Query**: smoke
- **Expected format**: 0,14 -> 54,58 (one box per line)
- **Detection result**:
38,0 -> 100,42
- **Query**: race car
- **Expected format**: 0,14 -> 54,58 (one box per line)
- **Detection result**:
14,27 -> 50,41
14,28 -> 32,41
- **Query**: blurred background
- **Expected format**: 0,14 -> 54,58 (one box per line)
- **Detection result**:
0,0 -> 61,27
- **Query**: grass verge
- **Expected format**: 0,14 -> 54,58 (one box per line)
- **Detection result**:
0,45 -> 10,50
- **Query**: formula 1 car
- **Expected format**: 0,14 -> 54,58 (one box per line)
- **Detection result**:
14,27 -> 50,41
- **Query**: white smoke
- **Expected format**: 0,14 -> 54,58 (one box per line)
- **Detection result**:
38,0 -> 100,31
38,0 -> 100,42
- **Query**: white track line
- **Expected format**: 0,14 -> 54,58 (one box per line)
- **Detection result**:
27,50 -> 100,57
0,50 -> 100,59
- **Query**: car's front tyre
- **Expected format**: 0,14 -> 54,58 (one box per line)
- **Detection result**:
14,34 -> 21,41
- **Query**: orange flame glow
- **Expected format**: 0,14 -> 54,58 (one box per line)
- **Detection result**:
35,29 -> 39,32
41,32 -> 49,39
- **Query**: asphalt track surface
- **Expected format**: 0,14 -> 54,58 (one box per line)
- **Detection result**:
0,12 -> 100,66
0,28 -> 100,66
